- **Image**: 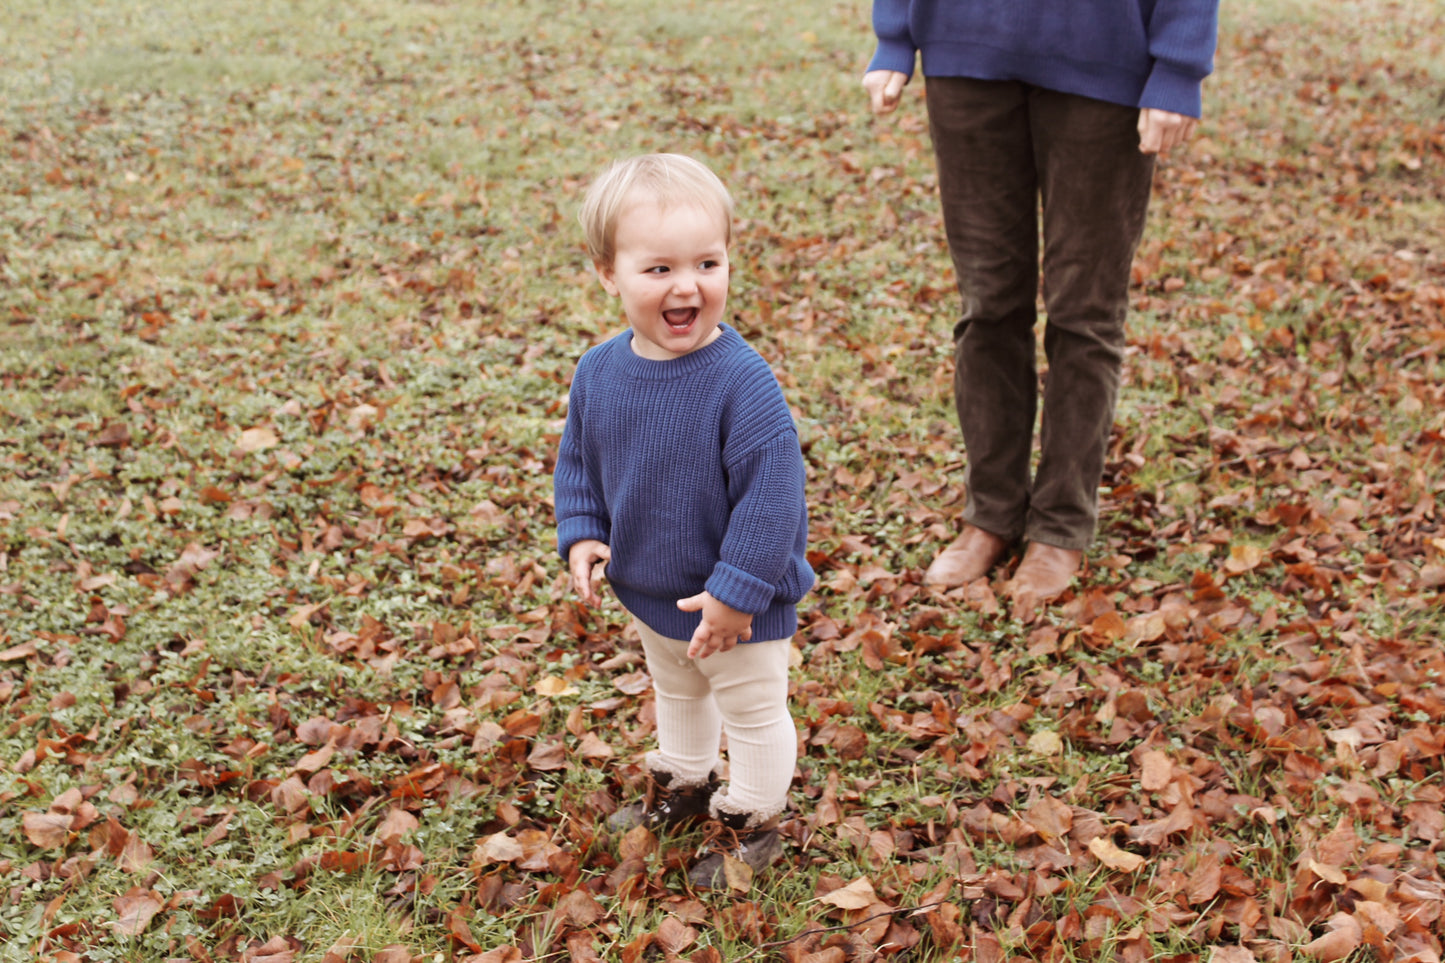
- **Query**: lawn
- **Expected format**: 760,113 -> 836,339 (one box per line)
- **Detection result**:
1,0 -> 1443,960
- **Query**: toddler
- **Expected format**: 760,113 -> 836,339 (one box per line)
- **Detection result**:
553,153 -> 814,888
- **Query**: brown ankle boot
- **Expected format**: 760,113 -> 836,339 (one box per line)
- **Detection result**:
608,768 -> 719,833
687,810 -> 784,889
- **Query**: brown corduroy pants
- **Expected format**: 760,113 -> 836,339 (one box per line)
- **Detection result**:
925,77 -> 1156,550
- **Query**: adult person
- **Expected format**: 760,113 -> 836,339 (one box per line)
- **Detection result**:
863,0 -> 1219,618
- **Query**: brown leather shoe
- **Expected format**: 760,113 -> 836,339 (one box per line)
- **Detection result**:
923,524 -> 1009,587
1005,542 -> 1084,619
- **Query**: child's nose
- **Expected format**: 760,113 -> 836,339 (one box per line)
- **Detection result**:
671,271 -> 699,293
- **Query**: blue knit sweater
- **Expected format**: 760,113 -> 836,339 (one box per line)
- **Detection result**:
554,324 -> 814,642
868,0 -> 1219,117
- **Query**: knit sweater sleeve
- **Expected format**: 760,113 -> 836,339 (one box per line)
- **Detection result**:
867,0 -> 918,76
705,425 -> 809,616
553,365 -> 609,559
1141,0 -> 1219,117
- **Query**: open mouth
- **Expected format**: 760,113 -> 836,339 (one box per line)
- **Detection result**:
663,308 -> 698,330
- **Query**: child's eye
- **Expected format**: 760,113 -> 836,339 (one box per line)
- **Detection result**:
644,266 -> 669,274
700,260 -> 721,270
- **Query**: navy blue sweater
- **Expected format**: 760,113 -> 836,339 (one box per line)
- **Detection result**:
554,325 -> 814,642
868,0 -> 1219,117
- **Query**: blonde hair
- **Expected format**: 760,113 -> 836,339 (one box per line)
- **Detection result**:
580,153 -> 734,268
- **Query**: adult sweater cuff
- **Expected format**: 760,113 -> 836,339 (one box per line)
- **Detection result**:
867,40 -> 917,78
1140,64 -> 1203,118
705,562 -> 776,616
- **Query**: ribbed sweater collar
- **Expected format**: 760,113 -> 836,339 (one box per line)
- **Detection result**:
610,324 -> 741,381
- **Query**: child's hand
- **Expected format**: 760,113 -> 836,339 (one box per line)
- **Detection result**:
567,540 -> 611,606
676,591 -> 753,659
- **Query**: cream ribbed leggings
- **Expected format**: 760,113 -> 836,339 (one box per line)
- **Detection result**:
633,621 -> 797,822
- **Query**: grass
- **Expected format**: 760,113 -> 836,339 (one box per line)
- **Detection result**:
2,0 -> 1445,960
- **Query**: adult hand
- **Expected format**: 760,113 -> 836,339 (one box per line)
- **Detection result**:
1138,108 -> 1198,155
677,591 -> 753,659
567,540 -> 610,606
863,69 -> 909,115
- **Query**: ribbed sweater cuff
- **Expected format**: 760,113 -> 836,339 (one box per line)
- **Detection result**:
868,39 -> 917,77
705,562 -> 775,616
1140,64 -> 1203,118
557,516 -> 609,560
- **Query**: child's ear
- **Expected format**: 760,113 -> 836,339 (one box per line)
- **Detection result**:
594,262 -> 619,297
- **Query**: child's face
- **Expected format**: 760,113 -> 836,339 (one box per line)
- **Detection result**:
598,197 -> 729,361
